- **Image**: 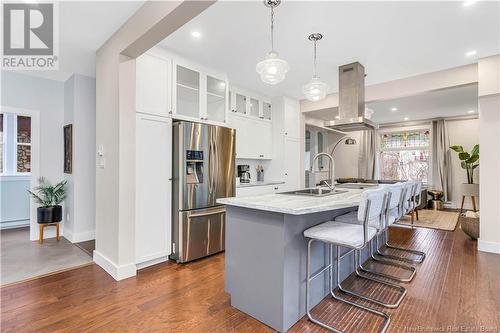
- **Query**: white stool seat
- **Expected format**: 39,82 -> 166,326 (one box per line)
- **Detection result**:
334,211 -> 381,229
304,221 -> 377,248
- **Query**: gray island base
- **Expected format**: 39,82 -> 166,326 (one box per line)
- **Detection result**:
218,189 -> 385,332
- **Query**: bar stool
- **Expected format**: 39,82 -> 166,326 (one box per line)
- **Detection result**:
409,180 -> 423,224
378,181 -> 426,264
304,190 -> 405,333
361,184 -> 417,282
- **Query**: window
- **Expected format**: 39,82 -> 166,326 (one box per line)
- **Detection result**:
16,116 -> 31,173
379,129 -> 430,183
1,113 -> 32,175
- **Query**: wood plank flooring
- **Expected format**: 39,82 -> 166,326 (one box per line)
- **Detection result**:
1,226 -> 499,332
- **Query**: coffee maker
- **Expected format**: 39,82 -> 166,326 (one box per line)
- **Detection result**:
237,165 -> 251,183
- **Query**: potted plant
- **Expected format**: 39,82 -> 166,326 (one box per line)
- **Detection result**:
28,177 -> 67,224
450,144 -> 479,239
450,144 -> 479,195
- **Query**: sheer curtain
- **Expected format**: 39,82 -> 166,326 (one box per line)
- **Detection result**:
358,129 -> 376,179
432,119 -> 452,200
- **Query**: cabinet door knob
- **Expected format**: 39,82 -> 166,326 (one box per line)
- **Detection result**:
274,187 -> 278,190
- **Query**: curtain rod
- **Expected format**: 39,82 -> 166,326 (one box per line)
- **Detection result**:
379,114 -> 478,128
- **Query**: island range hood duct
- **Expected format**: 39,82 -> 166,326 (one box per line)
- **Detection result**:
324,62 -> 377,132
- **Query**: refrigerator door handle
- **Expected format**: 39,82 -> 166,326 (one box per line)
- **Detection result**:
188,207 -> 225,218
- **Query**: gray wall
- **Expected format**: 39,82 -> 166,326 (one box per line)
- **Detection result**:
0,177 -> 30,227
1,72 -> 96,240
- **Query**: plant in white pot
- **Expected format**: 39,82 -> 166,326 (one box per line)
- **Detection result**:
450,144 -> 479,195
450,144 -> 479,239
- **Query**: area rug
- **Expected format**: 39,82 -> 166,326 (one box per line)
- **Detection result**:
396,209 -> 459,231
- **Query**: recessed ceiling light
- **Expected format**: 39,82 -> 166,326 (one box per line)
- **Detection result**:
391,107 -> 398,112
463,0 -> 478,7
404,117 -> 409,121
191,31 -> 201,38
465,50 -> 477,57
467,110 -> 476,114
335,115 -> 340,120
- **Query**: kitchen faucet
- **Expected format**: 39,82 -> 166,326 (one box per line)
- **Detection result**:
311,152 -> 335,190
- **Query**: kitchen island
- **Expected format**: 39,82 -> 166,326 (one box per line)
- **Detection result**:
217,188 -> 381,332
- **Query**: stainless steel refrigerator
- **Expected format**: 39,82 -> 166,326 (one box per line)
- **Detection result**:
171,121 -> 236,263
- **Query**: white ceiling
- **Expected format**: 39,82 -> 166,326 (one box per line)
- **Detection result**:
14,1 -> 144,81
160,1 -> 500,100
306,84 -> 478,124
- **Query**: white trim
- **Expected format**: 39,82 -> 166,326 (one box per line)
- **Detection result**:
63,228 -> 95,243
93,250 -> 137,281
478,239 -> 500,254
1,106 -> 41,241
0,174 -> 30,181
136,255 -> 170,270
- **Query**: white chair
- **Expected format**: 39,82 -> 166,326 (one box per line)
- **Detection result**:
356,184 -> 417,282
379,181 -> 426,264
303,189 -> 405,333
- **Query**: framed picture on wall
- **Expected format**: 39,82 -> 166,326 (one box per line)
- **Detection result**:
64,124 -> 73,174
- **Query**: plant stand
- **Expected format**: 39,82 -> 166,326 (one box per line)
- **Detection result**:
39,223 -> 60,244
459,183 -> 479,215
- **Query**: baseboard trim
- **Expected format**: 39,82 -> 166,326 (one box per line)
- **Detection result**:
64,229 -> 95,243
93,250 -> 136,281
136,255 -> 170,270
478,239 -> 500,254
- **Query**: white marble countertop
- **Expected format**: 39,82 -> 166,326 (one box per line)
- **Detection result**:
236,180 -> 285,188
217,188 -> 366,215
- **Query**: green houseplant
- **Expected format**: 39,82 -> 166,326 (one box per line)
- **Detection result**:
450,144 -> 480,239
28,177 -> 67,224
450,144 -> 479,184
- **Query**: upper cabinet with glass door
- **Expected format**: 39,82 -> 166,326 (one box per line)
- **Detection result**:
172,58 -> 229,125
229,86 -> 272,121
204,75 -> 228,123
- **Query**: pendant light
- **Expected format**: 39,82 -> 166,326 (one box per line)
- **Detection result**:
256,0 -> 289,85
302,33 -> 329,101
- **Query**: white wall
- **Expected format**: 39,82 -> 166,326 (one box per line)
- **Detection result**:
331,131 -> 362,180
478,55 -> 500,254
0,177 -> 30,228
447,118 -> 479,209
1,72 -> 64,239
2,72 -> 64,185
2,71 -> 96,242
64,74 -> 96,242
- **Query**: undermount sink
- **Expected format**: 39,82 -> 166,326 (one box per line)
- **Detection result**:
279,188 -> 348,197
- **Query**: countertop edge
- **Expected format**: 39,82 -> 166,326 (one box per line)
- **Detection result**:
217,198 -> 359,215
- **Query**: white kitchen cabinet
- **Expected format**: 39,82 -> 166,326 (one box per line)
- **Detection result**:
283,97 -> 302,139
205,75 -> 228,123
172,59 -> 228,124
236,184 -> 284,197
229,114 -> 272,159
283,137 -> 302,191
229,86 -> 271,120
135,114 -> 172,267
136,53 -> 171,117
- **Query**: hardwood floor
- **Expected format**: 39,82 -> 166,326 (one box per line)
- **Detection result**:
1,226 -> 499,332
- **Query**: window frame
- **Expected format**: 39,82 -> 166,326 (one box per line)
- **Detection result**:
0,113 -> 32,176
377,124 -> 433,185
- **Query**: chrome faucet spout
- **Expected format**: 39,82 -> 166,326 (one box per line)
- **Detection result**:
311,152 -> 335,190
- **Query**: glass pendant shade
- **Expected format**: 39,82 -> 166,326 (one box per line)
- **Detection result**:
256,51 -> 290,85
302,76 -> 329,101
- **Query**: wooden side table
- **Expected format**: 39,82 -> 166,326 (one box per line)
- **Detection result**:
39,223 -> 60,244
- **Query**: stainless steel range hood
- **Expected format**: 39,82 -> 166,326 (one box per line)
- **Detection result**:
324,62 -> 378,131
